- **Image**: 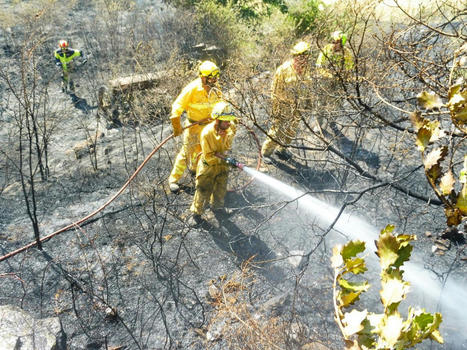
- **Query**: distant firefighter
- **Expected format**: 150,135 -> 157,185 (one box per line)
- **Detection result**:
314,31 -> 354,134
168,60 -> 223,193
261,41 -> 312,165
188,101 -> 237,226
315,30 -> 353,79
54,39 -> 86,93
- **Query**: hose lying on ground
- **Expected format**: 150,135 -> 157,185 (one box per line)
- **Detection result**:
0,119 -> 262,263
0,131 -> 175,263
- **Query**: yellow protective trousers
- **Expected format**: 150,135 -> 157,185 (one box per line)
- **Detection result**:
190,161 -> 229,215
261,59 -> 310,157
261,112 -> 300,157
168,122 -> 206,184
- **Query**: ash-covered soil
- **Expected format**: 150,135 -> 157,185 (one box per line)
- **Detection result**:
1,1 -> 466,350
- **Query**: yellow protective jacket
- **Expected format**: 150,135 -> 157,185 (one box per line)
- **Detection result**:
170,78 -> 222,126
54,48 -> 83,72
200,120 -> 237,167
315,44 -> 353,78
271,59 -> 312,117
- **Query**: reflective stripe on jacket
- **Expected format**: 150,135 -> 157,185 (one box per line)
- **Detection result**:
54,48 -> 82,70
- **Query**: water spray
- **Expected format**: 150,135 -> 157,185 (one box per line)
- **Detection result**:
241,166 -> 467,341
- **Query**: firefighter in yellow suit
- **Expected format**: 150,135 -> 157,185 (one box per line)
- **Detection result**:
315,30 -> 353,79
188,101 -> 237,225
168,61 -> 223,192
314,30 -> 354,132
261,41 -> 312,164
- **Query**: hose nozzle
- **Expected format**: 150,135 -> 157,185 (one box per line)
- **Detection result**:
216,154 -> 245,170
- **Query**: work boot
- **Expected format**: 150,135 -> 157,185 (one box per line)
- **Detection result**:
187,214 -> 203,227
275,148 -> 292,161
169,182 -> 180,193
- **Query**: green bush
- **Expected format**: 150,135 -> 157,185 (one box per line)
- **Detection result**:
286,0 -> 322,35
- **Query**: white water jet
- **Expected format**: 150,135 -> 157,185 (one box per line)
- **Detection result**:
243,166 -> 467,334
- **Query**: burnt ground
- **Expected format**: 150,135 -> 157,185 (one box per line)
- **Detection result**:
1,1 -> 467,350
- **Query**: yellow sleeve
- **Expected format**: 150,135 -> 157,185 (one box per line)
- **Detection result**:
201,129 -> 221,166
344,49 -> 354,71
170,82 -> 194,121
271,67 -> 284,99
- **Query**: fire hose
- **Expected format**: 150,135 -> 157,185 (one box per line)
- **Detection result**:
0,119 -> 261,263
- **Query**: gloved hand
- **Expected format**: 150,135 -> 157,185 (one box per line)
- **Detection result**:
55,62 -> 61,67
170,116 -> 183,137
224,157 -> 237,167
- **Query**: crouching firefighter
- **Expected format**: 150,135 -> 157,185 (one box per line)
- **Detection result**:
54,39 -> 87,93
188,101 -> 237,226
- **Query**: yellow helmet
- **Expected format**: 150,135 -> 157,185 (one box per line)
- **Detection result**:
199,60 -> 220,78
290,41 -> 311,56
212,101 -> 236,121
331,31 -> 347,45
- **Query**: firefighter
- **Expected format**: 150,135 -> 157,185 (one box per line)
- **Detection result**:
54,40 -> 86,92
314,31 -> 354,133
315,30 -> 353,79
168,60 -> 223,193
188,101 -> 237,226
261,41 -> 312,164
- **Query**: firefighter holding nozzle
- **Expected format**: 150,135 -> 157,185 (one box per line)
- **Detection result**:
168,61 -> 223,193
188,101 -> 238,226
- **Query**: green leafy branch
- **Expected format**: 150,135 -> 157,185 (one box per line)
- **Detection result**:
332,225 -> 443,349
412,78 -> 467,226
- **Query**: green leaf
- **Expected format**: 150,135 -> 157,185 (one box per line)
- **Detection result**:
448,83 -> 462,101
380,278 -> 410,307
417,91 -> 444,110
375,228 -> 400,271
338,278 -> 370,293
460,155 -> 467,183
400,308 -> 444,346
416,126 -> 432,152
341,240 -> 366,261
413,312 -> 435,330
345,257 -> 367,275
339,290 -> 362,307
427,163 -> 442,183
342,309 -> 368,337
393,244 -> 413,268
357,319 -> 376,348
456,183 -> 467,215
452,105 -> 467,123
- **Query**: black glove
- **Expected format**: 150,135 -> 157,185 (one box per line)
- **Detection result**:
224,157 -> 238,167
